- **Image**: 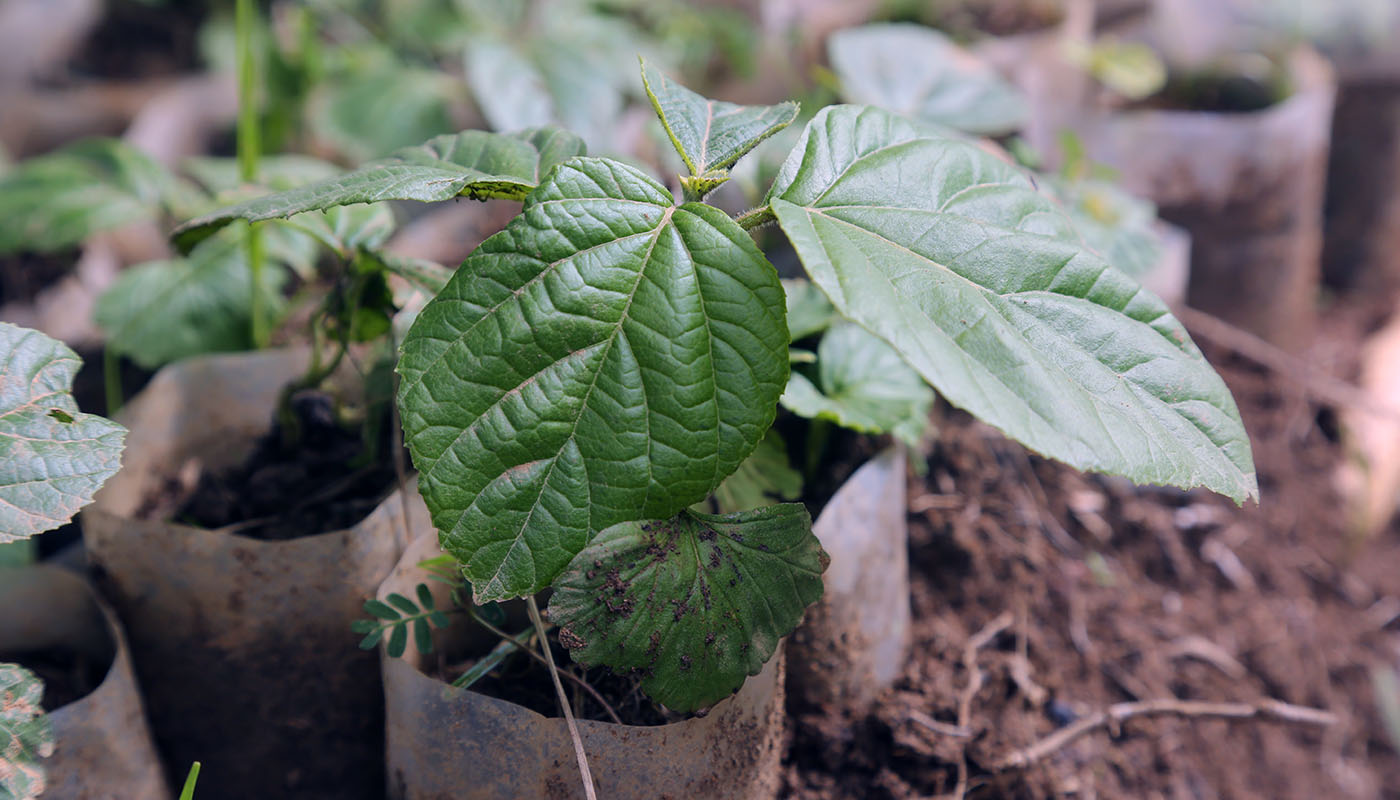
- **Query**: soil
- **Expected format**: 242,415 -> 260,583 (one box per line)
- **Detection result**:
923,0 -> 1064,38
0,648 -> 108,711
139,390 -> 401,541
1134,71 -> 1288,114
781,294 -> 1400,799
64,0 -> 207,83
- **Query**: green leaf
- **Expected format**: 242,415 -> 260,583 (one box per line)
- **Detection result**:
768,105 -> 1257,503
706,429 -> 802,513
415,583 -> 436,610
548,505 -> 827,712
397,157 -> 790,602
172,129 -> 586,252
783,278 -> 838,341
95,229 -> 295,370
0,138 -> 176,254
781,323 -> 934,449
357,629 -> 386,651
277,203 -> 397,259
640,59 -> 798,192
349,619 -> 378,634
1045,177 -> 1162,281
386,592 -> 419,615
364,599 -> 400,621
0,663 -> 55,799
177,762 -> 201,800
313,63 -> 457,164
412,618 -> 433,655
369,253 -> 453,294
828,24 -> 1027,136
0,325 -> 127,541
183,154 -> 341,195
387,623 -> 409,658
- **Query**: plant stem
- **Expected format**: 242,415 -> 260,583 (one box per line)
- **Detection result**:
735,205 -> 775,230
103,347 -> 123,417
526,596 -> 597,800
469,608 -> 622,725
236,0 -> 267,348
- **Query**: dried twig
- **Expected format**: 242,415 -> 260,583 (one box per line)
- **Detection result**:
1176,306 -> 1400,423
991,697 -> 1338,771
527,596 -> 597,800
469,609 -> 622,725
952,611 -> 1015,800
909,709 -> 972,738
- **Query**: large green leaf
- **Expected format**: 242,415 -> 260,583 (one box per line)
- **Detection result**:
781,323 -> 933,449
640,60 -> 798,195
0,663 -> 53,800
95,229 -> 297,370
1045,177 -> 1162,281
0,325 -> 126,540
767,105 -> 1257,502
398,157 -> 789,602
548,504 -> 826,711
828,24 -> 1027,136
172,129 -> 585,252
0,139 -> 175,255
312,62 -> 458,163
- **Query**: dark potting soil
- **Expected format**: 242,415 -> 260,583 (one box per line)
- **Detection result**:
144,390 -> 401,541
1,648 -> 108,712
1134,70 -> 1289,114
781,293 -> 1400,799
66,0 -> 206,82
916,0 -> 1063,38
0,250 -> 76,307
435,622 -> 682,727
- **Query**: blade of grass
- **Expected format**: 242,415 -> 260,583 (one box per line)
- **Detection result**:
451,625 -> 533,689
178,761 -> 201,800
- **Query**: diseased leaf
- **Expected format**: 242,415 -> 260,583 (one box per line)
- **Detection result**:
781,323 -> 933,449
95,229 -> 298,370
705,429 -> 802,513
0,663 -> 54,800
397,157 -> 789,602
0,138 -> 176,254
0,325 -> 126,541
828,24 -> 1027,136
641,60 -> 798,194
783,278 -> 838,341
173,129 -> 586,252
549,504 -> 826,711
768,105 -> 1257,502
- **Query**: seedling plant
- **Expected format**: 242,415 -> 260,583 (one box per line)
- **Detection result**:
186,60 -> 1256,714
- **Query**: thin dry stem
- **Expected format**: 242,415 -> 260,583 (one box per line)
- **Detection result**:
991,697 -> 1338,771
952,611 -> 1015,800
527,596 -> 597,800
469,609 -> 622,725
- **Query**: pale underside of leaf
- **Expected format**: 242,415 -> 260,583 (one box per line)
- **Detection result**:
768,105 -> 1256,502
548,504 -> 826,711
0,324 -> 126,541
640,60 -> 799,178
172,128 -> 585,252
397,157 -> 789,602
828,24 -> 1028,136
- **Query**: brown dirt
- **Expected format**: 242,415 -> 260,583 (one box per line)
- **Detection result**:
0,250 -> 75,306
782,295 -> 1400,799
139,390 -> 399,540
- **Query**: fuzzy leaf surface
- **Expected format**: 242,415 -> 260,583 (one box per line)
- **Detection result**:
641,60 -> 798,181
549,504 -> 826,711
829,24 -> 1027,135
781,323 -> 933,449
768,105 -> 1257,502
173,129 -> 585,251
0,325 -> 126,541
398,157 -> 789,601
0,138 -> 175,254
0,663 -> 53,799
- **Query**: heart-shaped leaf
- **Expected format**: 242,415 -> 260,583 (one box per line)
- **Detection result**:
0,324 -> 127,540
768,105 -> 1257,503
0,138 -> 176,255
828,24 -> 1027,136
781,323 -> 934,449
548,504 -> 826,711
641,60 -> 798,195
173,128 -> 585,252
397,157 -> 789,602
0,663 -> 54,800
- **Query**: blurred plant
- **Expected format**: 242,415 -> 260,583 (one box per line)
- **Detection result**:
1376,666 -> 1400,757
